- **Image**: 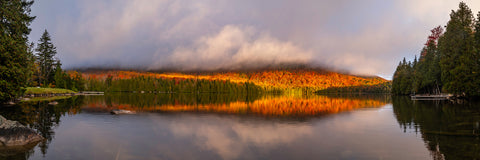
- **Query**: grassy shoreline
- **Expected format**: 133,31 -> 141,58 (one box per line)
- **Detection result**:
24,87 -> 76,95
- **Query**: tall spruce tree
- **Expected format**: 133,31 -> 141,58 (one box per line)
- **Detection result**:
439,2 -> 478,96
0,0 -> 35,102
36,29 -> 57,86
475,11 -> 480,49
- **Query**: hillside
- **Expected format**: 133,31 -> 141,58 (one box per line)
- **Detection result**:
75,69 -> 389,93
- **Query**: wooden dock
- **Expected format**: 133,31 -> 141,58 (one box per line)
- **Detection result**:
78,91 -> 105,95
411,94 -> 453,100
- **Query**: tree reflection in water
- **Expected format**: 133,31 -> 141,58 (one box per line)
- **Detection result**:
3,94 -> 479,159
81,93 -> 389,117
0,93 -> 389,160
0,96 -> 84,160
392,96 -> 480,160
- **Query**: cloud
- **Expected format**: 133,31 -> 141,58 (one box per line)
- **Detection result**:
29,0 -> 480,77
151,25 -> 313,71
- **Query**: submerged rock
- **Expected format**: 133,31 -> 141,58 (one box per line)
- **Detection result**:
111,109 -> 136,115
0,140 -> 38,158
0,115 -> 43,147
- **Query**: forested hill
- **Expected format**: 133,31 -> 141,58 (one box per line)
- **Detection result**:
392,2 -> 480,98
77,69 -> 389,93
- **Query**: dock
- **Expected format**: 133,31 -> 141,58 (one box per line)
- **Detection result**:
411,94 -> 453,100
78,91 -> 105,95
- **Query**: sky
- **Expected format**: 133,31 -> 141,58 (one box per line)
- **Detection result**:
28,0 -> 480,79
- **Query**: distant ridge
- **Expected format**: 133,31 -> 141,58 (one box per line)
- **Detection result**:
76,68 -> 388,93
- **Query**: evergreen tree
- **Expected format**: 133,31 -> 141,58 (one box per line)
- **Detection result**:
392,58 -> 414,95
36,29 -> 57,86
474,11 -> 480,95
415,26 -> 443,94
475,11 -> 480,49
54,61 -> 66,89
26,42 -> 37,86
439,2 -> 478,96
0,0 -> 35,102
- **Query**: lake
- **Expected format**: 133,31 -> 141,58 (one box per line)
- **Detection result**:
0,94 -> 479,160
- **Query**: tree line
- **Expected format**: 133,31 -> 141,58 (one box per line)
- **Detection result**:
85,76 -> 263,95
392,2 -> 480,97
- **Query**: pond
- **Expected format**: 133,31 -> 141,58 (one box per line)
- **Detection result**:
0,94 -> 479,160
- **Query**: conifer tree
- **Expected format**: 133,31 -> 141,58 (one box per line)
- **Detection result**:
0,0 -> 35,102
439,2 -> 478,96
392,58 -> 414,95
36,29 -> 58,86
54,61 -> 66,89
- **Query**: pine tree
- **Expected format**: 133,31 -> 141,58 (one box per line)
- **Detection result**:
36,29 -> 57,86
54,61 -> 66,89
0,0 -> 35,102
439,2 -> 478,96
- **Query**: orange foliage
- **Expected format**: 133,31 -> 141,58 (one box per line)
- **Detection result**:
81,96 -> 387,117
80,69 -> 388,91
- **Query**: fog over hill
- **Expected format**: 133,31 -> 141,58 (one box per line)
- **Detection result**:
29,0 -> 480,79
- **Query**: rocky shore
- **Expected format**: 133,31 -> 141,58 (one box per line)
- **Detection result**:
0,115 -> 43,147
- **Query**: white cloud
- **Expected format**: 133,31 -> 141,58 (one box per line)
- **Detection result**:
153,25 -> 313,71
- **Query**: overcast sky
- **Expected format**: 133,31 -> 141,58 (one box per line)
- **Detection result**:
28,0 -> 480,79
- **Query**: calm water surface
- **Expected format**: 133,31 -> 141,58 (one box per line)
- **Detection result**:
0,94 -> 479,160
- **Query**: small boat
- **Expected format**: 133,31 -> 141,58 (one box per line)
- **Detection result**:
110,109 -> 136,115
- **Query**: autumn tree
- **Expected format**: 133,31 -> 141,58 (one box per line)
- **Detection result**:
414,26 -> 443,94
36,29 -> 59,86
0,0 -> 35,102
438,2 -> 479,96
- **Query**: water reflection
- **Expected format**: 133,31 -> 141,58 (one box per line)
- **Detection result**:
166,116 -> 312,159
0,96 -> 84,160
81,93 -> 389,117
392,96 -> 480,160
0,94 -> 394,160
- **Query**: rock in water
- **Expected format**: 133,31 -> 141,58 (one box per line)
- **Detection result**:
110,109 -> 136,115
0,115 -> 43,146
